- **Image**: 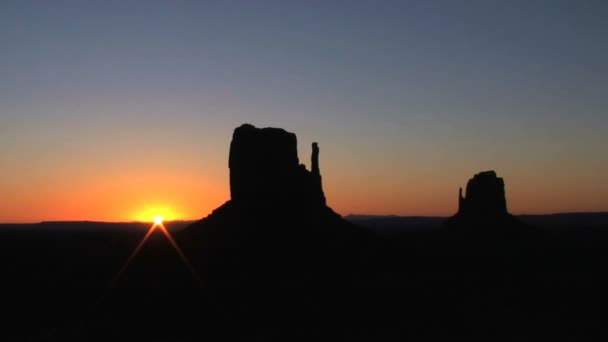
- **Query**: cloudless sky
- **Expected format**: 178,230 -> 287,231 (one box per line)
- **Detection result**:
1,0 -> 607,222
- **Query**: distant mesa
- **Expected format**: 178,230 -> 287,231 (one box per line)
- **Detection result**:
458,170 -> 507,217
446,170 -> 527,233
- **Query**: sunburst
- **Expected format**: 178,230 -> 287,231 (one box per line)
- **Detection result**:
109,217 -> 200,289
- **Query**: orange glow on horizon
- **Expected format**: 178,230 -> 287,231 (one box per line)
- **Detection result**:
0,143 -> 606,223
134,206 -> 179,223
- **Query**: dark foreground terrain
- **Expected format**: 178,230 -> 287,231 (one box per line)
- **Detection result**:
2,215 -> 608,341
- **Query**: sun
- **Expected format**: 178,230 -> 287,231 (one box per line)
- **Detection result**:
135,206 -> 178,223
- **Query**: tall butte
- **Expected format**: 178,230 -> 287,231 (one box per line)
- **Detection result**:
445,170 -> 528,234
228,123 -> 326,209
457,170 -> 507,217
179,124 -> 367,272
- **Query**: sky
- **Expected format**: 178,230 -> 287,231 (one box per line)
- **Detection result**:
1,0 -> 607,222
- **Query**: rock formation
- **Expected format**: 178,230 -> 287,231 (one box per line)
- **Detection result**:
457,170 -> 507,216
228,123 -> 326,208
180,124 -> 367,268
445,170 -> 527,235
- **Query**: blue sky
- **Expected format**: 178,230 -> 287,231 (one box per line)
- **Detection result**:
1,1 -> 607,221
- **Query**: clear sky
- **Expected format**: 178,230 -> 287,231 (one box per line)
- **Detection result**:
1,0 -> 607,222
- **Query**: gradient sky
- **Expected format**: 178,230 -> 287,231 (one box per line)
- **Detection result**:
1,0 -> 607,222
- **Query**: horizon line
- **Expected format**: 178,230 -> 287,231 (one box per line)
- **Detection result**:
2,210 -> 608,225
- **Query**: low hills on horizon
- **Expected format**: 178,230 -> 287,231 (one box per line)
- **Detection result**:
345,211 -> 608,231
3,211 -> 607,231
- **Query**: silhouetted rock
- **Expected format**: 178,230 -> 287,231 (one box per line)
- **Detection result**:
181,123 -> 360,243
458,170 -> 507,216
176,124 -> 375,337
445,170 -> 528,237
228,123 -> 326,208
180,123 -> 370,280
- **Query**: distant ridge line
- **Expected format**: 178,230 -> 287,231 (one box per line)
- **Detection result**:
346,211 -> 608,219
345,212 -> 608,230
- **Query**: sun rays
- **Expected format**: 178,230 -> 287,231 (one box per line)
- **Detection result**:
109,218 -> 201,290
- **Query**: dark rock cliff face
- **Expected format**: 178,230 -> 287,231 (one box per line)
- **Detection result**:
228,123 -> 326,208
446,170 -> 527,236
176,124 -> 373,334
179,124 -> 368,271
458,170 -> 507,216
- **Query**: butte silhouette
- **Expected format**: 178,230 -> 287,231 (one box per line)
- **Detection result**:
444,170 -> 529,238
176,124 -> 374,334
178,123 -> 371,282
